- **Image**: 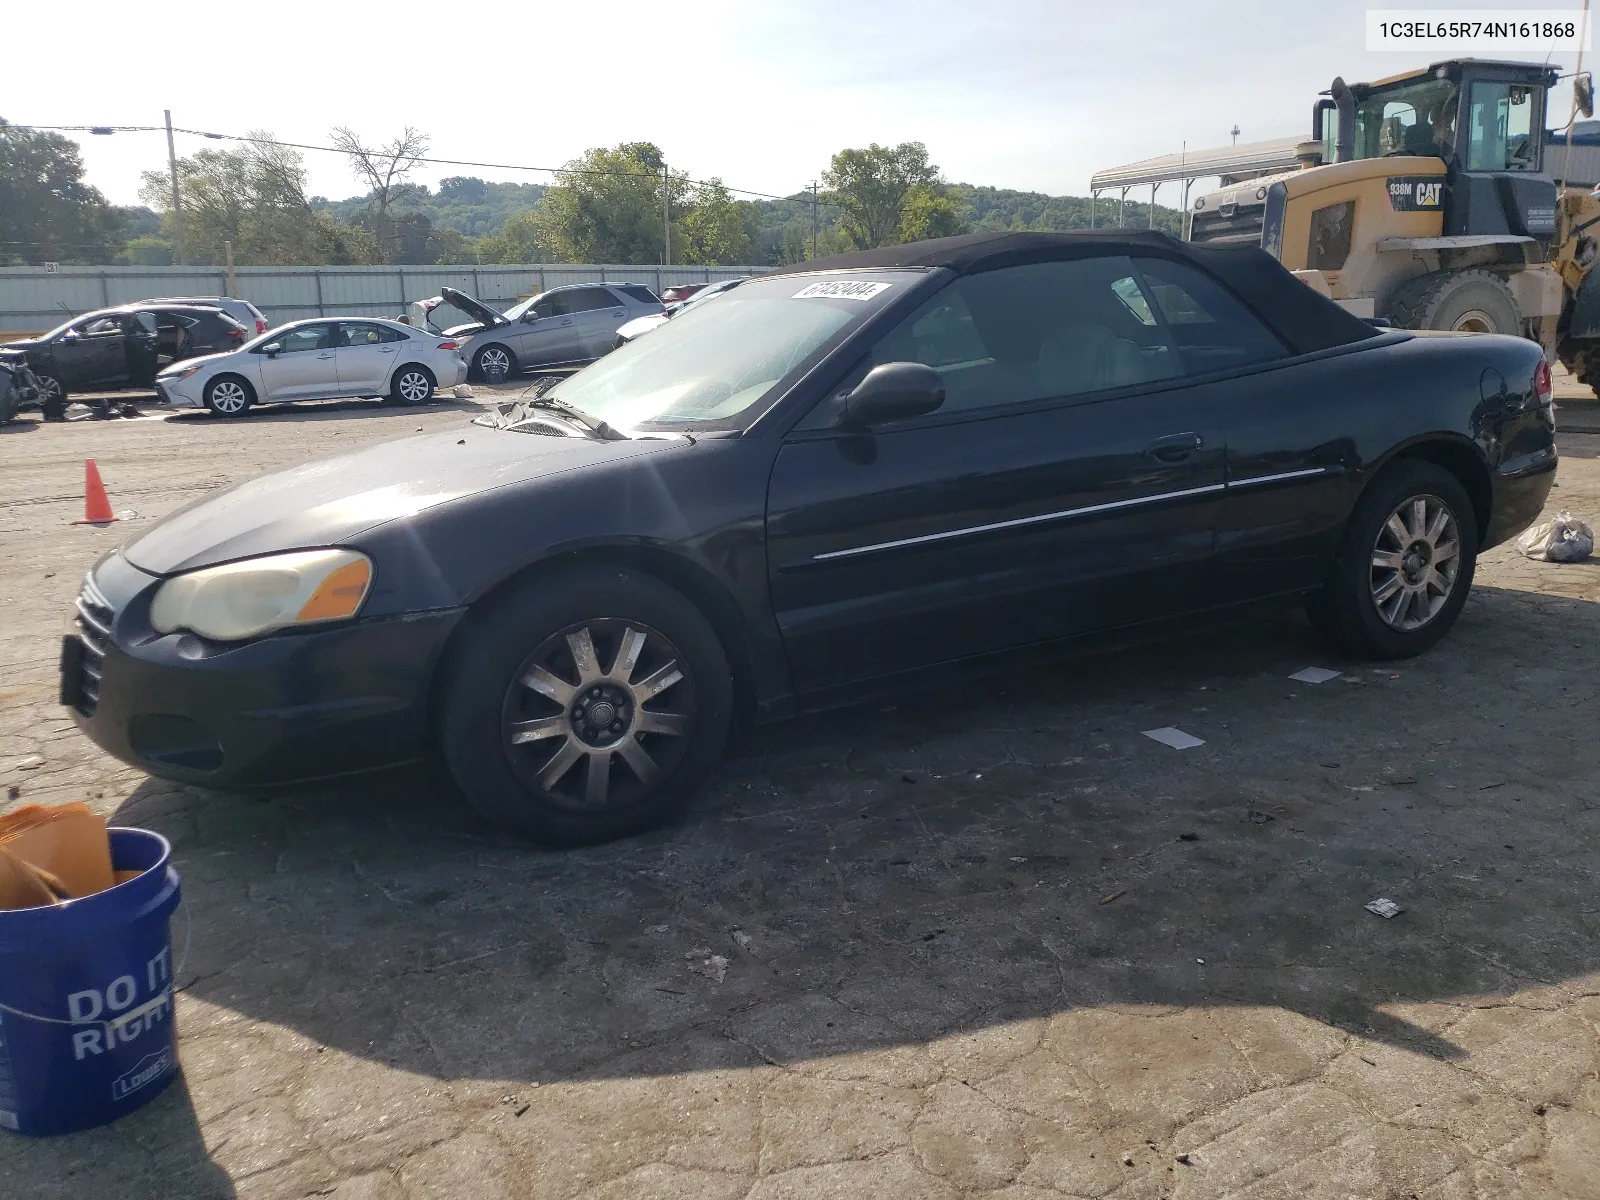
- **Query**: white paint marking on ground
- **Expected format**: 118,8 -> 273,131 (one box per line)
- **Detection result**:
1289,667 -> 1342,684
1142,727 -> 1205,750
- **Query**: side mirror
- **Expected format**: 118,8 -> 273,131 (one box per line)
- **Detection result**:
1579,72 -> 1595,120
522,312 -> 541,323
60,330 -> 80,342
263,342 -> 282,357
840,361 -> 945,427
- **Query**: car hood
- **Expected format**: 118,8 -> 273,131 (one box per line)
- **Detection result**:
439,287 -> 509,329
119,423 -> 674,575
158,349 -> 236,376
617,314 -> 668,340
5,337 -> 45,353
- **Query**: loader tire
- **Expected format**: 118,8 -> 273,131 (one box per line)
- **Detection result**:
1576,346 -> 1600,400
1384,269 -> 1521,336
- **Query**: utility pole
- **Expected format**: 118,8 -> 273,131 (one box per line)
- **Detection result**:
662,162 -> 671,267
1230,124 -> 1241,145
224,240 -> 237,297
810,181 -> 819,258
164,109 -> 185,265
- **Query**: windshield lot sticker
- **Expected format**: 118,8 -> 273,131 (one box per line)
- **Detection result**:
792,281 -> 892,301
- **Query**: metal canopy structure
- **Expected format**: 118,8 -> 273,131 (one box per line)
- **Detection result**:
1088,136 -> 1306,236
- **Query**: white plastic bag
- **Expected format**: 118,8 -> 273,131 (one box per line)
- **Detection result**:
1515,511 -> 1595,562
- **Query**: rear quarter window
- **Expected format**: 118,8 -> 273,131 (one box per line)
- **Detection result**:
619,285 -> 660,305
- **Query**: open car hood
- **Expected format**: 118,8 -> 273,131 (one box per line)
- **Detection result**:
438,287 -> 508,330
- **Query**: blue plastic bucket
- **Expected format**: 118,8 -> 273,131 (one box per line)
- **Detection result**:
0,827 -> 182,1137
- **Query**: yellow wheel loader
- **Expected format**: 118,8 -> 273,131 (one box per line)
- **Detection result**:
1190,60 -> 1566,354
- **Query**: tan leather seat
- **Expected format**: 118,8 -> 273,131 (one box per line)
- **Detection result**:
1034,322 -> 1143,396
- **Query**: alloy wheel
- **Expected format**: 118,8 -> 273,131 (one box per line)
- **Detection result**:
398,370 -> 431,403
1369,494 -> 1461,631
210,380 -> 247,414
478,348 -> 511,381
501,619 -> 695,811
37,376 -> 63,402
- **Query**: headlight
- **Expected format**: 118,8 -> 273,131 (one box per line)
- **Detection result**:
150,549 -> 372,641
159,364 -> 204,381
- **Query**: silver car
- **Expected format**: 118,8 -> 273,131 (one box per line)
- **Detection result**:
412,284 -> 663,381
152,317 -> 468,417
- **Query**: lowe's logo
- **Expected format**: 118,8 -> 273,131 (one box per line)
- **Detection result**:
111,1049 -> 173,1101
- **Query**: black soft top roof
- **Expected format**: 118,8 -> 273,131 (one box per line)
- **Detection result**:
772,230 -> 1378,356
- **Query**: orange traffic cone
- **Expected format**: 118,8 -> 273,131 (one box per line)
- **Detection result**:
73,460 -> 117,525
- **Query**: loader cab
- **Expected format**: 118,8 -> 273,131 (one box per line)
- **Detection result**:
1319,59 -> 1559,239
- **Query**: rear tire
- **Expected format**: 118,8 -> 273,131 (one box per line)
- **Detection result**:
438,565 -> 733,846
1307,459 -> 1478,659
473,344 -> 516,384
1385,269 -> 1520,335
203,375 -> 254,418
385,364 -> 435,406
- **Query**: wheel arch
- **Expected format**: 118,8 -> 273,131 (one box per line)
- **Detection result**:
390,360 -> 436,389
1370,434 -> 1493,546
424,541 -> 762,742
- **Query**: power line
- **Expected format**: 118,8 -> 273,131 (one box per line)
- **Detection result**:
3,121 -> 843,211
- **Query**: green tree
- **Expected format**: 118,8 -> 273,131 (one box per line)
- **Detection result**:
822,142 -> 942,250
477,209 -> 551,264
535,143 -> 688,264
678,180 -> 754,265
116,236 -> 174,266
140,134 -> 378,265
899,184 -> 970,242
0,127 -> 124,264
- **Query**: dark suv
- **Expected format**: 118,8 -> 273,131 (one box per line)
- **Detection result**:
9,304 -> 249,417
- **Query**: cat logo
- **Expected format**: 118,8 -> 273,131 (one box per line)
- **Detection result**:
1386,177 -> 1446,212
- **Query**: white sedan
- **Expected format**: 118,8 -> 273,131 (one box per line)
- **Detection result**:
153,318 -> 468,417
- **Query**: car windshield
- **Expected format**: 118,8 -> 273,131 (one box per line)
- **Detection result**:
506,271 -> 920,433
1352,76 -> 1459,161
502,294 -> 541,321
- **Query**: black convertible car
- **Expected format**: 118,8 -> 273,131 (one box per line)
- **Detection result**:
63,231 -> 1556,844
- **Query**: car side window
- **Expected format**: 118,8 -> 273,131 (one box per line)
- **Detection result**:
76,316 -> 124,337
376,325 -> 409,342
813,256 -> 1184,421
1132,258 -> 1287,375
337,323 -> 385,347
274,325 -> 334,354
564,288 -> 618,314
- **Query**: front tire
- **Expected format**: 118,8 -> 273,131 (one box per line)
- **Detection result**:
438,565 -> 733,846
203,375 -> 254,418
385,364 -> 435,406
1308,460 -> 1478,659
473,344 -> 516,384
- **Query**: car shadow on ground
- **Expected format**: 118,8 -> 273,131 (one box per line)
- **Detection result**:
106,586 -> 1600,1095
161,397 -> 490,424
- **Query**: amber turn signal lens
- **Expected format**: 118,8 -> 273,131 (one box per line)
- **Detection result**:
296,559 -> 372,621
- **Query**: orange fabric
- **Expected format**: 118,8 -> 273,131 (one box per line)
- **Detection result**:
296,559 -> 371,621
0,803 -> 114,898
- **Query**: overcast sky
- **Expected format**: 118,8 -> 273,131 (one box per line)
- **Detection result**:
6,0 -> 1592,209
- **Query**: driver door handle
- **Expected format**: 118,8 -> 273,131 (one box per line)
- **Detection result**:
317,353 -> 335,359
1145,432 -> 1204,463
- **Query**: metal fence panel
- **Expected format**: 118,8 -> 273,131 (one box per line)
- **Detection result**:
0,263 -> 765,333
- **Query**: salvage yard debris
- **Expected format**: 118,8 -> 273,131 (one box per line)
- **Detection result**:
1516,511 -> 1594,562
1289,667 -> 1341,684
1364,898 -> 1404,919
1142,727 -> 1205,750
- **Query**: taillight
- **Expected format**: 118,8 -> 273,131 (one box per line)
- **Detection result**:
256,319 -> 268,334
228,329 -> 244,340
437,341 -> 459,351
1534,359 -> 1552,406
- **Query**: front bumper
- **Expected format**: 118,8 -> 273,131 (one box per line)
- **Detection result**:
153,375 -> 204,408
64,554 -> 465,788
